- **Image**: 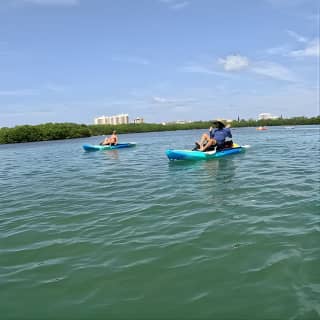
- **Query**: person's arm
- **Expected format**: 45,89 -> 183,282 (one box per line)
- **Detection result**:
225,128 -> 232,138
211,128 -> 218,139
114,135 -> 118,145
209,127 -> 214,139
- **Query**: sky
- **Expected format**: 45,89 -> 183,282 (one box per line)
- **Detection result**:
0,0 -> 319,127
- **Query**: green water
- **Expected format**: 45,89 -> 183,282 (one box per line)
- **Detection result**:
1,126 -> 319,319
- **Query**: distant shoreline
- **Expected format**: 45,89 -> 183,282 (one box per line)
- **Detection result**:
0,117 -> 319,144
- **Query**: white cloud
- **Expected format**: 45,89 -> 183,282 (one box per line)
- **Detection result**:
286,30 -> 308,43
267,30 -> 319,58
265,45 -> 290,56
251,62 -> 297,82
218,54 -> 297,82
19,0 -> 79,6
171,1 -> 189,10
152,96 -> 196,106
159,0 -> 190,10
180,64 -> 233,77
218,54 -> 249,71
289,38 -> 320,57
152,96 -> 168,103
284,30 -> 319,57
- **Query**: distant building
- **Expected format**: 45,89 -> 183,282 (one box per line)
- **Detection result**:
258,113 -> 278,120
94,113 -> 129,125
161,120 -> 192,125
133,117 -> 144,124
175,120 -> 192,124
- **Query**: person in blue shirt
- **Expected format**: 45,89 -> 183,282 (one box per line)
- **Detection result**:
195,120 -> 232,151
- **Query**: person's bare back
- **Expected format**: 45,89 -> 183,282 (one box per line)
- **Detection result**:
100,130 -> 118,145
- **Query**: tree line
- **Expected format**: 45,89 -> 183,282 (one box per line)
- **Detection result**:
0,116 -> 319,144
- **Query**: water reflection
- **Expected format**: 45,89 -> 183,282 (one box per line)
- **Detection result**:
210,158 -> 236,182
168,157 -> 237,182
103,150 -> 119,160
168,159 -> 206,172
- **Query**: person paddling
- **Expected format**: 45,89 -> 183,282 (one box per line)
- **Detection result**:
100,130 -> 118,146
194,120 -> 232,151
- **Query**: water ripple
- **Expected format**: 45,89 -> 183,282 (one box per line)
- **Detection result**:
0,127 -> 319,319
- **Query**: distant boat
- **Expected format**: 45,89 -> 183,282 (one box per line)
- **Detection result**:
284,126 -> 295,129
256,126 -> 267,131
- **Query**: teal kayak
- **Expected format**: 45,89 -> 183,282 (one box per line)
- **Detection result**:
166,145 -> 248,160
83,143 -> 136,151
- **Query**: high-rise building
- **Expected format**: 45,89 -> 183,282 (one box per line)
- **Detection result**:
133,117 -> 144,124
94,114 -> 129,125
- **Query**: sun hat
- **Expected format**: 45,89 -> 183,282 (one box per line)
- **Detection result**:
212,119 -> 226,128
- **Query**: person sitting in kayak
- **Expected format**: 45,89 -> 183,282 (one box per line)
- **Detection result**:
194,120 -> 232,151
100,130 -> 118,146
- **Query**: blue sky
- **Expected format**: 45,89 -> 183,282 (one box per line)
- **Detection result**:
0,0 -> 319,127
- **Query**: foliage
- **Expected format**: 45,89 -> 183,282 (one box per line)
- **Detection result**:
0,123 -> 91,144
0,116 -> 319,144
